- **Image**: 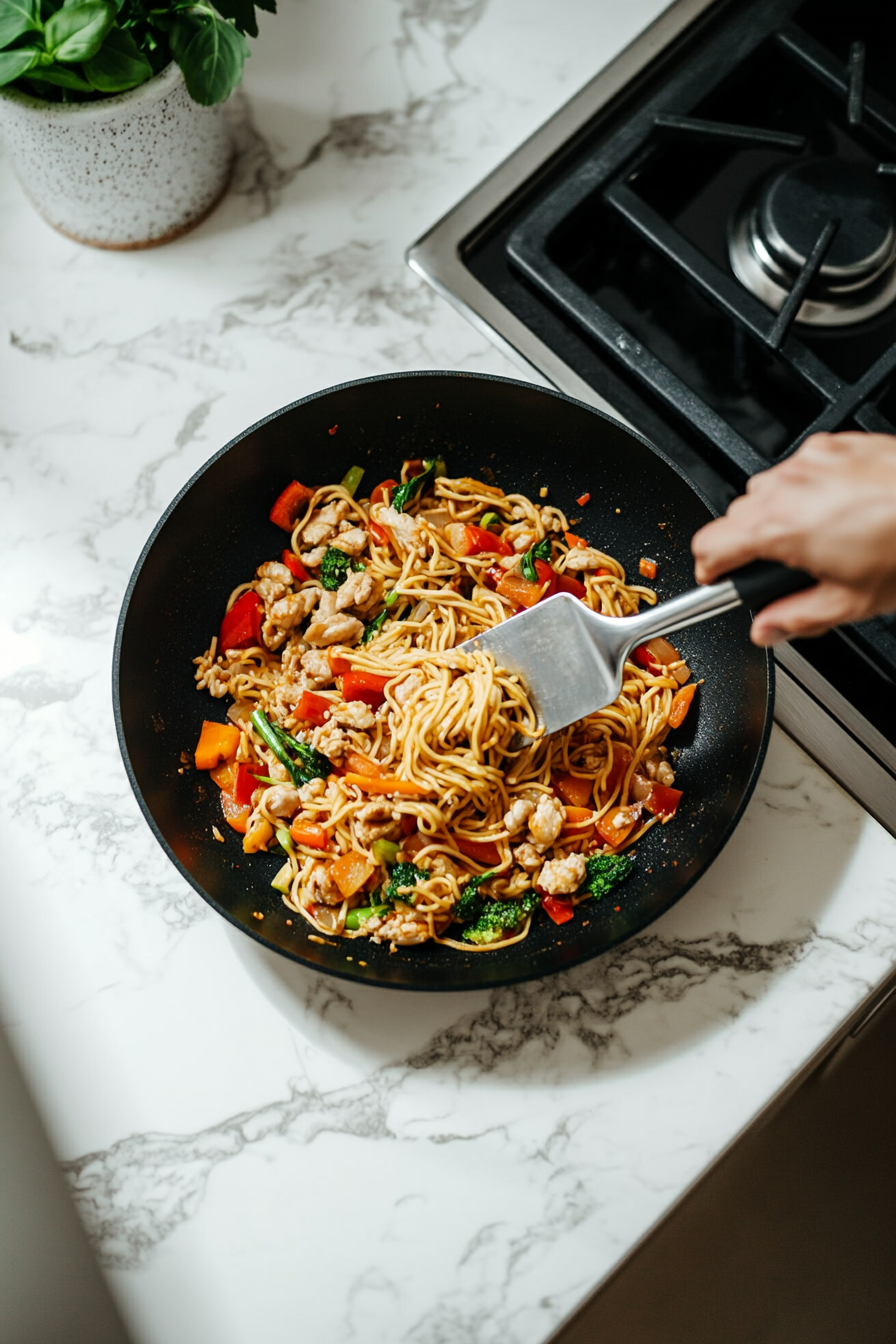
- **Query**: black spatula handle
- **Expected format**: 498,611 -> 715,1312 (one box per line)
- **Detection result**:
727,560 -> 815,610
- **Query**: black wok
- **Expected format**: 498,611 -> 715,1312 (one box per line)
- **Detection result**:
114,372 -> 772,990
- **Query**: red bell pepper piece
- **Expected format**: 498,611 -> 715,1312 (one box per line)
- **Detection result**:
632,644 -> 664,675
542,894 -> 575,925
400,812 -> 417,837
643,781 -> 683,821
370,479 -> 397,507
601,743 -> 633,799
295,690 -> 332,726
233,760 -> 268,806
482,563 -> 505,591
270,480 -> 314,531
281,550 -> 310,582
553,570 -> 587,600
459,525 -> 514,557
342,670 -> 391,710
219,590 -> 264,651
455,835 -> 502,867
533,559 -> 558,598
328,648 -> 353,676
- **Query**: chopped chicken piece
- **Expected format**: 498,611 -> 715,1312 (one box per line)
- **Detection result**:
373,504 -> 420,553
354,799 -> 401,846
255,561 -> 293,603
298,777 -> 327,804
304,610 -> 365,647
503,797 -> 535,835
311,722 -> 351,761
305,861 -> 343,906
527,794 -> 566,851
578,744 -> 605,771
300,546 -> 327,568
512,531 -> 536,553
564,547 -> 608,573
331,527 -> 368,557
332,701 -> 376,730
301,500 -> 351,546
656,759 -> 676,787
334,569 -> 374,611
281,634 -> 309,677
265,784 -> 300,818
300,648 -> 335,687
263,588 -> 319,651
269,678 -> 306,718
537,852 -> 586,895
393,671 -> 424,709
513,842 -> 542,873
370,909 -> 430,946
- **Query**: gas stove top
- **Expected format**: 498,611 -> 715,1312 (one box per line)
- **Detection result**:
409,0 -> 896,835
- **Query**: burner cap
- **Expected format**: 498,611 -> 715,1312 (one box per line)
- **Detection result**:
760,159 -> 894,282
729,157 -> 896,327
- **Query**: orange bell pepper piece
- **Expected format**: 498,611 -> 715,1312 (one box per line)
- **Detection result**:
552,770 -> 593,809
330,852 -> 376,898
669,682 -> 697,729
289,820 -> 330,850
195,721 -> 241,770
455,835 -> 502,866
220,791 -> 251,834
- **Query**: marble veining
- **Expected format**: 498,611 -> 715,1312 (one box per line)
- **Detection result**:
3,0 -> 896,1341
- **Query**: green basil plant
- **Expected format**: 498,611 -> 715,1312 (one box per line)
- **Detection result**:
0,0 -> 274,105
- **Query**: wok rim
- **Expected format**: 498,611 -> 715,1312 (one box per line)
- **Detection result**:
113,369 -> 774,991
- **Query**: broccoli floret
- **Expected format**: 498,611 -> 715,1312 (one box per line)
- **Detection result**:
578,852 -> 634,901
462,891 -> 539,946
320,547 -> 366,592
455,869 -> 495,923
384,861 -> 427,905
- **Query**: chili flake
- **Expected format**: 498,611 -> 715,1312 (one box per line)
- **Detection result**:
328,424 -> 338,435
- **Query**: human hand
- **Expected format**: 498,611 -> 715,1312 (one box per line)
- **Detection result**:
691,432 -> 896,646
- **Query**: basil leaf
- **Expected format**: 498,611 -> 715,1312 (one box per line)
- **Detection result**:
168,10 -> 202,63
84,25 -> 151,89
520,536 -> 551,583
392,458 -> 435,513
45,0 -> 114,60
178,12 -> 245,106
211,0 -> 259,38
32,57 -> 92,86
0,46 -> 41,82
0,0 -> 41,49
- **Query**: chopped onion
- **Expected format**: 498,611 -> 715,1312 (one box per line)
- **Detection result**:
314,906 -> 341,934
444,523 -> 467,552
421,508 -> 451,532
645,636 -> 680,665
409,600 -> 430,622
672,663 -> 691,685
630,773 -> 653,802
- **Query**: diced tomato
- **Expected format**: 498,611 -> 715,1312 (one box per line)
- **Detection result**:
295,690 -> 332,726
576,493 -> 591,507
639,557 -> 658,579
553,770 -> 593,809
643,782 -> 683,821
281,550 -> 310,582
343,750 -> 383,778
369,521 -> 391,547
669,682 -> 697,729
330,852 -> 376,898
342,670 -> 391,710
400,812 -> 417,837
482,563 -> 505,591
542,894 -> 575,925
370,479 -> 397,507
220,790 -> 251,834
596,801 -> 643,848
552,570 -> 587,600
233,760 -> 268,806
445,523 -> 513,557
601,743 -> 633,799
195,721 -> 241,770
564,531 -> 588,549
455,835 -> 502,867
496,570 -> 548,609
289,820 -> 330,850
270,480 -> 314,531
219,590 -> 264,652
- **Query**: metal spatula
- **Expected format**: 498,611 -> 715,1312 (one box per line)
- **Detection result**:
460,561 -> 813,735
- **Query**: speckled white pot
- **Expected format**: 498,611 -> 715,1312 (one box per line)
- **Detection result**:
0,62 -> 233,248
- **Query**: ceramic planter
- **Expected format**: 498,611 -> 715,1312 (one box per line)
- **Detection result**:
0,62 -> 233,249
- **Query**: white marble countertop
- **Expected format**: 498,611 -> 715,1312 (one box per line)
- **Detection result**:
2,2 -> 896,1341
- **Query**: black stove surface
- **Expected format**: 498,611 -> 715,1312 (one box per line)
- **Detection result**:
461,0 -> 896,753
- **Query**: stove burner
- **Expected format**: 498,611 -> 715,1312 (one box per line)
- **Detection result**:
729,158 -> 896,327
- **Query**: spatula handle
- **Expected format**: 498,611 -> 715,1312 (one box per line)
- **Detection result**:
727,560 -> 815,609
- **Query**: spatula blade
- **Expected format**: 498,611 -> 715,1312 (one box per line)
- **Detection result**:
460,594 -> 621,736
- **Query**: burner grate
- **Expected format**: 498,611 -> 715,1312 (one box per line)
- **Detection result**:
505,0 -> 896,472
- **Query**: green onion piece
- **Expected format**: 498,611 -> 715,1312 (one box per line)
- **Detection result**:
344,904 -> 390,931
340,465 -> 365,498
480,511 -> 502,533
372,838 -> 400,866
275,826 -> 294,855
384,588 -> 401,607
271,861 -> 292,895
433,456 -> 447,478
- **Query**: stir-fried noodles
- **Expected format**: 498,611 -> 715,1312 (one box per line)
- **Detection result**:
192,459 -> 699,950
